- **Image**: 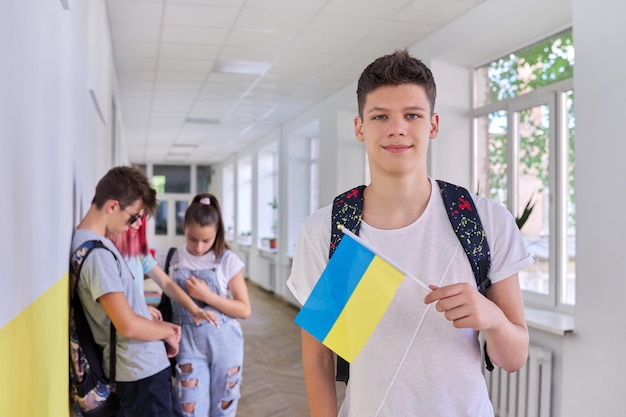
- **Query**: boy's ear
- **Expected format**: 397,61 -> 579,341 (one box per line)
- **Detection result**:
354,115 -> 364,142
104,199 -> 119,214
429,113 -> 440,139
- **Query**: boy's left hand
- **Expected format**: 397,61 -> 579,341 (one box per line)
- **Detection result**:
424,283 -> 499,331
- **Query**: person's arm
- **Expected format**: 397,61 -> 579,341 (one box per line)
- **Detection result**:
481,275 -> 529,371
301,329 -> 338,417
98,291 -> 181,357
424,275 -> 528,372
146,264 -> 218,325
185,268 -> 251,319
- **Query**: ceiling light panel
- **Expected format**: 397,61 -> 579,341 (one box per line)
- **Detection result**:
163,4 -> 240,27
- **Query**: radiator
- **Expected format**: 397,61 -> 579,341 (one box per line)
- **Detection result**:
484,344 -> 553,417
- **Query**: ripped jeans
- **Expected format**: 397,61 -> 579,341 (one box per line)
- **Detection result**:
176,318 -> 244,417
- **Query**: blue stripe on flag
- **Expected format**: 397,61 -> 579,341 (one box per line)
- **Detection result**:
295,234 -> 375,342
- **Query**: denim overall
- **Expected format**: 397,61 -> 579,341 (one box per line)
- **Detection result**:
171,253 -> 243,417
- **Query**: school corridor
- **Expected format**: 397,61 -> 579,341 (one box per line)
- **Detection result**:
237,282 -> 345,417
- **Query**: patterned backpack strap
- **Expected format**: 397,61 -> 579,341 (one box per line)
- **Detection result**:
436,180 -> 492,295
329,185 -> 366,258
436,179 -> 494,371
70,240 -> 109,296
329,185 -> 366,383
70,240 -> 119,382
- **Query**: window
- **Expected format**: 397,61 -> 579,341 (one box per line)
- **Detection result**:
309,137 -> 319,214
257,143 -> 278,249
196,165 -> 212,194
237,156 -> 253,245
222,164 -> 235,241
152,165 -> 191,193
473,30 -> 575,308
287,122 -> 320,255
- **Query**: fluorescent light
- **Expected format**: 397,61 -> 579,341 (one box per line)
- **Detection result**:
185,117 -> 220,125
212,60 -> 271,75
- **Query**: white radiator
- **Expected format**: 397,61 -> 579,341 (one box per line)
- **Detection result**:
484,344 -> 553,417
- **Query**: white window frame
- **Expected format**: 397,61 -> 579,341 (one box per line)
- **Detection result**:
472,78 -> 574,312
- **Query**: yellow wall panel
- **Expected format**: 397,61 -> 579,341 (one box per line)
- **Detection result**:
0,275 -> 69,417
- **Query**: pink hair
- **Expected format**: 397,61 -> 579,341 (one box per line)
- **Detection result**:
107,215 -> 149,257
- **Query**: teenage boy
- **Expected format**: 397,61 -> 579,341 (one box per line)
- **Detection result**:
72,166 -> 184,417
287,49 -> 533,416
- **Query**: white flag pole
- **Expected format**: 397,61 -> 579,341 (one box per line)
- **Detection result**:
339,225 -> 432,293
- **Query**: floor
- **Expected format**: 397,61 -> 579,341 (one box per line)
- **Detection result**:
144,277 -> 345,416
237,281 -> 346,417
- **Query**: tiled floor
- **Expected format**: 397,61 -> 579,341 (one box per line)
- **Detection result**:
238,281 -> 346,416
144,277 -> 346,416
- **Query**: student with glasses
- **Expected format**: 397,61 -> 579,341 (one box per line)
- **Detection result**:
71,165 -> 186,417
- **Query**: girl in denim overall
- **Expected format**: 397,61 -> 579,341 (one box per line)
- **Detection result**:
167,193 -> 251,417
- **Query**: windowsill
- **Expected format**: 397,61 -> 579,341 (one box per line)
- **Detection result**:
259,247 -> 278,256
525,306 -> 575,336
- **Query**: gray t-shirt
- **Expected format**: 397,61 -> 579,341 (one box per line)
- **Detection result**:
71,229 -> 170,382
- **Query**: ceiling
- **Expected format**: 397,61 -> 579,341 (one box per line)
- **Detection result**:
105,0 -> 485,165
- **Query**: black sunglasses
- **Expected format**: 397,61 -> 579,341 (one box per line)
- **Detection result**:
124,209 -> 143,225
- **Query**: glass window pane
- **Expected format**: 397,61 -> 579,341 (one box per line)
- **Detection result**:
257,147 -> 277,246
517,104 -> 550,295
310,137 -> 319,214
196,165 -> 212,194
153,165 -> 190,193
175,200 -> 188,236
563,90 -> 576,305
237,157 -> 252,244
476,111 -> 508,205
475,30 -> 574,106
222,164 -> 235,241
155,201 -> 167,236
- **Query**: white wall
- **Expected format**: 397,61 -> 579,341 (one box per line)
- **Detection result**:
0,0 -> 122,415
427,59 -> 472,187
561,0 -> 626,414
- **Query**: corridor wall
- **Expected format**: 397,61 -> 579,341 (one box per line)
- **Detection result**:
0,1 -> 121,415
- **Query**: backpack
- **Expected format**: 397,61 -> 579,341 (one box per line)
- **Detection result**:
156,247 -> 177,375
329,180 -> 493,383
69,240 -> 120,417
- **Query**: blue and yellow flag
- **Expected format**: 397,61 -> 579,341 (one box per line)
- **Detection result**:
294,229 -> 407,362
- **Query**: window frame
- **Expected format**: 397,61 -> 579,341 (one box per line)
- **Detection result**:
471,77 -> 574,312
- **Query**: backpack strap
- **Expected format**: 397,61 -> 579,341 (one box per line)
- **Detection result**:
157,247 -> 178,377
70,240 -> 118,382
329,185 -> 366,383
436,180 -> 494,371
156,247 -> 177,323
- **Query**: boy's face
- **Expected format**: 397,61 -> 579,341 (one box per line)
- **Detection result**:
107,199 -> 144,235
354,83 -> 439,176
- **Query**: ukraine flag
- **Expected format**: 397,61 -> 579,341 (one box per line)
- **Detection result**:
295,229 -> 412,362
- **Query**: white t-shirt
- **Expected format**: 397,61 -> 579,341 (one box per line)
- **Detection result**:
157,246 -> 244,299
287,178 -> 534,417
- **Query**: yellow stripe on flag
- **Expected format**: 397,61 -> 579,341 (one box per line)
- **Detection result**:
324,255 -> 405,362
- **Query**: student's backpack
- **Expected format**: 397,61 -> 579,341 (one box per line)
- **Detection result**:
69,240 -> 120,417
329,180 -> 493,383
156,247 -> 177,375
